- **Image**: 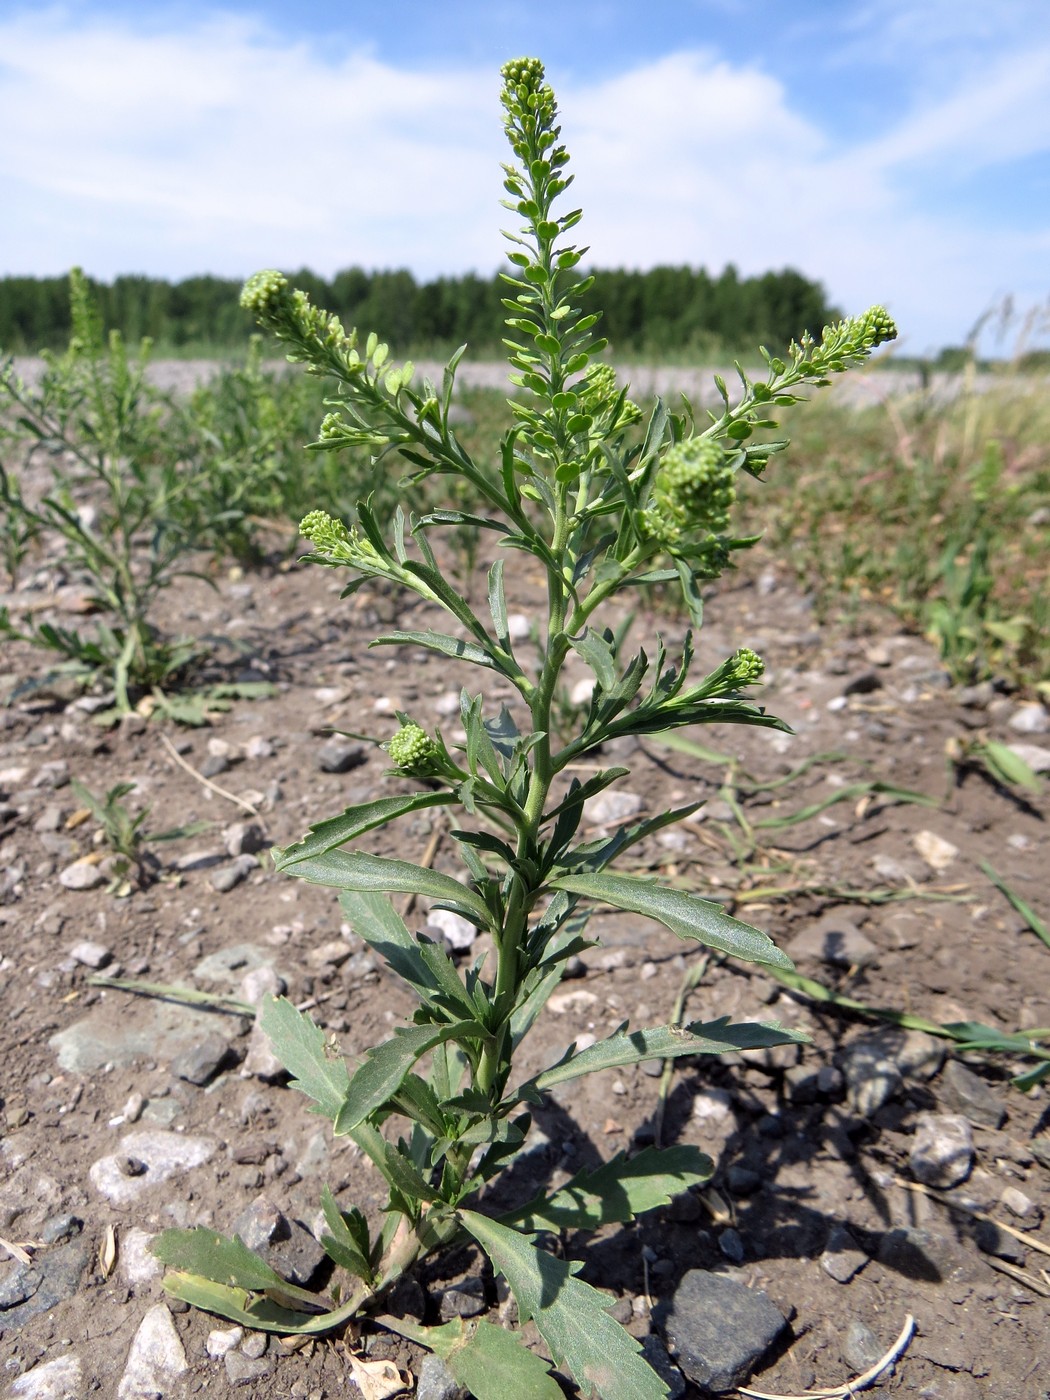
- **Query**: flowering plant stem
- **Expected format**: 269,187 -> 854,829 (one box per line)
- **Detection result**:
153,57 -> 895,1400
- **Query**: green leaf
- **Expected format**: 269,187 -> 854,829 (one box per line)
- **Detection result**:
509,1145 -> 713,1231
258,996 -> 350,1118
159,1273 -> 324,1332
379,1316 -> 563,1400
525,1016 -> 806,1095
371,629 -> 498,670
285,850 -> 492,929
460,1212 -> 667,1400
319,1186 -> 375,1282
551,871 -> 792,969
979,741 -> 1042,794
151,1229 -> 324,1311
334,1019 -> 485,1134
274,793 -> 453,869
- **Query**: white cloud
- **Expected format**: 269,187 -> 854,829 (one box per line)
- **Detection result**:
0,7 -> 1046,351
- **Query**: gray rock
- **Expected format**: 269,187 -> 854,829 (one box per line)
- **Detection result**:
89,1130 -> 217,1206
640,1335 -> 687,1400
938,1058 -> 1007,1129
438,1275 -> 486,1320
840,1039 -> 903,1116
66,939 -> 112,969
425,908 -> 477,952
843,671 -> 882,696
231,1197 -> 326,1286
1007,703 -> 1049,734
416,1352 -> 467,1400
316,737 -> 367,773
244,736 -> 275,760
909,1112 -> 974,1188
51,998 -> 242,1073
243,1020 -> 287,1081
57,860 -> 106,890
8,1355 -> 83,1399
0,1237 -> 90,1332
843,1319 -> 884,1372
206,1326 -> 244,1357
1005,742 -> 1050,774
211,854 -> 258,893
171,1033 -> 233,1086
820,1225 -> 868,1284
718,1228 -> 745,1263
119,1228 -> 162,1288
223,821 -> 268,857
240,1330 -> 268,1359
785,915 -> 878,970
194,943 -> 274,986
117,1304 -> 189,1398
224,1352 -> 271,1386
586,789 -> 645,826
999,1185 -> 1040,1224
653,1269 -> 789,1393
239,963 -> 286,1007
974,1218 -> 1027,1265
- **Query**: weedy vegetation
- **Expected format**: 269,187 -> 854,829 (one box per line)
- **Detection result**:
148,59 -> 900,1398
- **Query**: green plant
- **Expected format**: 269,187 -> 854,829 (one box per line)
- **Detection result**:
152,59 -> 895,1398
0,271 -> 206,711
69,777 -> 209,892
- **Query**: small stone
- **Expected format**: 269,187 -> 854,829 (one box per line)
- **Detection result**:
909,1112 -> 974,1188
232,1197 -> 326,1285
425,907 -> 477,952
843,670 -> 882,696
1005,742 -> 1050,774
307,938 -> 354,969
240,1331 -> 268,1359
438,1275 -> 487,1320
224,821 -> 268,857
201,754 -> 230,778
785,915 -> 878,970
570,677 -> 596,705
206,1326 -> 244,1357
243,1020 -> 288,1081
57,860 -> 106,890
938,1058 -> 1007,1129
117,1303 -> 189,1398
172,1033 -> 233,1086
653,1269 -> 788,1393
843,1319 -> 884,1372
640,1336 -> 687,1400
122,1091 -> 145,1124
239,964 -> 286,1007
586,789 -> 645,826
9,1355 -> 84,1399
820,1225 -> 868,1283
974,1218 -> 1027,1265
692,1089 -> 734,1124
211,854 -> 258,893
726,1165 -> 761,1196
507,613 -> 531,640
548,988 -> 598,1015
876,1226 -> 975,1283
718,1228 -> 745,1263
840,1039 -> 903,1116
66,939 -> 112,969
865,643 -> 893,668
416,1352 -> 467,1400
119,1228 -> 162,1287
913,830 -> 959,871
999,1185 -> 1040,1224
244,736 -> 275,760
225,1352 -> 271,1386
89,1130 -> 217,1206
316,737 -> 367,773
1008,703 -> 1049,735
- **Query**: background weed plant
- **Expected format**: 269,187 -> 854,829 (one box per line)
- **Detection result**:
152,59 -> 897,1398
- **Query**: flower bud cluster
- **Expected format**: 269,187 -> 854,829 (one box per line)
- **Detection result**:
299,509 -> 351,551
798,304 -> 899,376
240,270 -> 291,322
642,438 -> 736,549
579,364 -> 642,433
387,723 -> 438,774
730,647 -> 765,686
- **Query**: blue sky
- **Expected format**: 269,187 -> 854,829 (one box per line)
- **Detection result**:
2,0 -> 1048,353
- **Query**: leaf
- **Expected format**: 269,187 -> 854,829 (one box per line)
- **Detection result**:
274,793 -> 453,869
551,871 -> 793,969
460,1212 -> 667,1400
371,629 -> 498,671
346,1354 -> 411,1400
340,890 -> 441,1001
284,850 -> 492,929
257,996 -> 350,1118
379,1316 -> 563,1400
319,1185 -> 374,1282
159,1272 -> 325,1332
335,1019 -> 485,1135
151,1228 -> 323,1310
509,1145 -> 713,1231
524,1016 -> 806,1095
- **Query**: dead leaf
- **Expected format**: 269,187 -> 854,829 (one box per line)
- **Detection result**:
345,1353 -> 411,1400
0,1236 -> 34,1266
65,808 -> 91,830
98,1224 -> 117,1278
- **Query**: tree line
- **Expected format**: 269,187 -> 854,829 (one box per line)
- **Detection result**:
0,264 -> 838,357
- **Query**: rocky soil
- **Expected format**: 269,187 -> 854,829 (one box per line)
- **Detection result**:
1,523 -> 1049,1399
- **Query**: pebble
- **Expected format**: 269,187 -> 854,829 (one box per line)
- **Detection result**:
89,1130 -> 217,1206
223,821 -> 268,857
586,789 -> 645,826
570,677 -> 596,705
416,1352 -> 467,1400
843,1318 -> 884,1371
653,1269 -> 788,1394
548,988 -> 598,1014
211,854 -> 258,892
316,737 -> 367,773
913,830 -> 959,871
8,1355 -> 83,1399
244,736 -> 275,759
785,914 -> 878,970
66,939 -> 112,969
240,1331 -> 268,1359
119,1228 -> 163,1287
224,1352 -> 271,1387
206,1327 -> 244,1358
820,1224 -> 869,1283
231,1197 -> 326,1286
438,1275 -> 487,1320
937,1058 -> 1007,1129
57,860 -> 106,890
840,1038 -> 903,1116
1005,741 -> 1050,774
909,1112 -> 974,1188
507,613 -> 531,641
843,670 -> 883,695
117,1304 -> 189,1398
425,907 -> 477,951
239,963 -> 286,1007
243,1020 -> 288,1081
640,1336 -> 687,1400
172,1033 -> 233,1086
999,1185 -> 1040,1224
1007,703 -> 1049,734
718,1228 -> 746,1263
692,1089 -> 735,1124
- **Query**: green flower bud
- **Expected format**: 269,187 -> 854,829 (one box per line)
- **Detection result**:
318,412 -> 345,441
240,270 -> 290,321
732,647 -> 765,685
643,438 -> 736,547
299,509 -> 350,550
500,57 -> 546,93
859,305 -> 897,349
387,723 -> 437,773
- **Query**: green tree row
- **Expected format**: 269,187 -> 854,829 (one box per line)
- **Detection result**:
0,263 -> 837,358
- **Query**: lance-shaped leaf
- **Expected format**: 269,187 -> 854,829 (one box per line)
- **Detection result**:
151,1229 -> 328,1313
335,1019 -> 485,1135
379,1315 -> 563,1400
521,1016 -> 806,1097
551,871 -> 792,969
258,996 -> 350,1119
371,629 -> 499,671
506,1144 -> 712,1232
460,1212 -> 667,1400
285,850 -> 492,929
319,1185 -> 375,1283
274,792 -> 453,869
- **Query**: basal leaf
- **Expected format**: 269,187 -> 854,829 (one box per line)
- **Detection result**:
274,793 -> 453,868
379,1315 -> 563,1400
319,1185 -> 375,1282
286,849 -> 492,929
551,871 -> 792,969
508,1144 -> 713,1231
460,1212 -> 667,1400
258,996 -> 350,1118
